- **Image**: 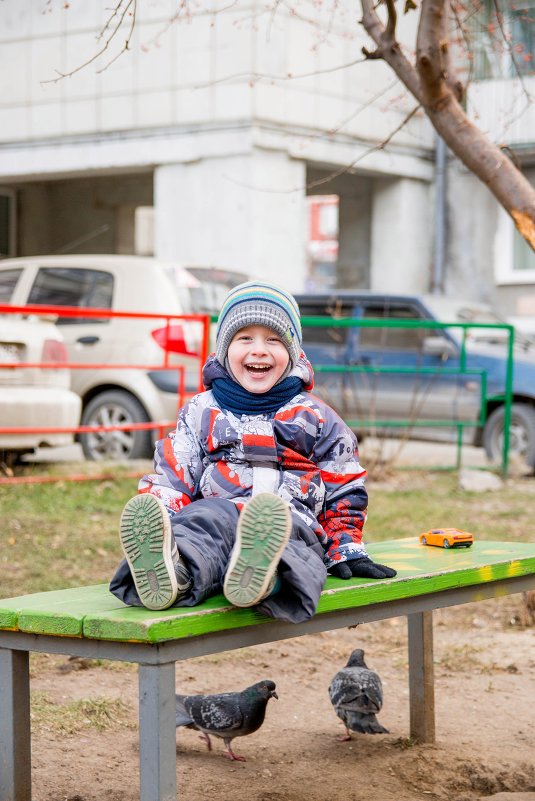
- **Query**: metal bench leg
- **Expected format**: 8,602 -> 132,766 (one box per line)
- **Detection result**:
0,647 -> 31,801
407,610 -> 435,743
139,662 -> 177,801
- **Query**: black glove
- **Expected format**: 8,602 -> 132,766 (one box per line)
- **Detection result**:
329,557 -> 397,580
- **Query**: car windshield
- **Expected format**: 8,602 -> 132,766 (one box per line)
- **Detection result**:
424,295 -> 533,348
183,267 -> 249,315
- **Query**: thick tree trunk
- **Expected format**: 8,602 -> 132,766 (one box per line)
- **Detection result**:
425,95 -> 535,248
360,0 -> 535,250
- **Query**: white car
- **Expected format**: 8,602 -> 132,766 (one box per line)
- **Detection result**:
0,256 -> 247,461
0,315 -> 81,464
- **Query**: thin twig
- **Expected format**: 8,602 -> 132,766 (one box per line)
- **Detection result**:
266,0 -> 287,43
98,0 -> 130,42
223,102 -> 421,194
141,0 -> 240,50
448,0 -> 475,88
97,0 -> 137,74
326,77 -> 402,135
41,0 -> 136,84
491,0 -> 532,101
192,55 -> 369,89
306,103 -> 421,190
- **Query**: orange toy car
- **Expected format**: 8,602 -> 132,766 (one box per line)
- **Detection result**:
419,528 -> 474,548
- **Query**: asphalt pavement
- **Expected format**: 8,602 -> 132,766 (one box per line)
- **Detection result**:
24,437 -> 488,469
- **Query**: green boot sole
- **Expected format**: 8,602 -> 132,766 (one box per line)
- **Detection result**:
119,494 -> 178,611
223,493 -> 292,608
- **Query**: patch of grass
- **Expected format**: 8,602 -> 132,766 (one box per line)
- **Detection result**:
390,736 -> 417,749
0,477 -> 134,596
435,644 -> 484,672
30,693 -> 136,735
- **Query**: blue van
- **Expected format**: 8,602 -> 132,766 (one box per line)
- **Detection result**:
295,291 -> 535,470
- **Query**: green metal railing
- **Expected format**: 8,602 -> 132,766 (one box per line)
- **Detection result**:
301,317 -> 515,476
209,314 -> 515,476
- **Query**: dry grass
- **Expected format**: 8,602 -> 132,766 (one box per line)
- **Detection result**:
30,694 -> 136,735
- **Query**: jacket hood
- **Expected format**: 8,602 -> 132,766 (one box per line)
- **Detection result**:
202,352 -> 315,391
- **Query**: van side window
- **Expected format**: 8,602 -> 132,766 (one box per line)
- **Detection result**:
0,268 -> 23,302
359,304 -> 426,351
27,268 -> 114,325
300,300 -> 351,346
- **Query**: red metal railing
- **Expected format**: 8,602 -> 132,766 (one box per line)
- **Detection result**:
0,303 -> 212,483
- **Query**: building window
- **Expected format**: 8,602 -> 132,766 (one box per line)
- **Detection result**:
495,166 -> 535,283
471,0 -> 535,80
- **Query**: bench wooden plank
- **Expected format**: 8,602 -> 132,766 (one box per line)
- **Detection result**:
81,537 -> 535,642
1,539 -> 535,643
0,584 -> 124,637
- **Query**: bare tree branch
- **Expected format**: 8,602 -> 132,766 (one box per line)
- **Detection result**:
416,0 -> 450,107
360,0 -> 423,99
306,103 -> 421,190
491,0 -> 533,101
220,103 -> 421,195
448,0 -> 475,86
97,0 -> 137,74
440,2 -> 465,100
326,77 -> 402,135
360,0 -> 535,250
141,0 -> 240,50
41,0 -> 137,84
192,56 -> 369,89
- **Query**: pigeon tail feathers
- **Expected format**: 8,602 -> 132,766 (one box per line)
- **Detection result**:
344,711 -> 389,735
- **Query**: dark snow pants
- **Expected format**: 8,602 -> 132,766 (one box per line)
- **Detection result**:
109,497 -> 328,624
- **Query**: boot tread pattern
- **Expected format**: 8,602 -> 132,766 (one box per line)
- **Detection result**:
224,493 -> 291,608
119,495 -> 178,610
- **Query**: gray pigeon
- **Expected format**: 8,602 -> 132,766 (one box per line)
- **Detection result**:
175,679 -> 278,761
328,649 -> 389,739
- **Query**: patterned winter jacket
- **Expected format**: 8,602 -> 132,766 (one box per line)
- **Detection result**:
139,355 -> 368,567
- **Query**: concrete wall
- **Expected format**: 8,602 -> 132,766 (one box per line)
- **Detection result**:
370,177 -> 432,293
0,1 -> 432,152
16,173 -> 153,256
0,1 -> 437,293
447,157 -> 535,317
154,149 -> 307,289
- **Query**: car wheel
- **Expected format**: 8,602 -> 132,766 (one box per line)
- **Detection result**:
443,539 -> 450,548
483,403 -> 535,469
421,536 -> 427,546
80,390 -> 153,461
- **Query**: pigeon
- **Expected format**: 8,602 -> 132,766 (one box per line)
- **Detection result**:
328,648 -> 389,739
175,679 -> 278,761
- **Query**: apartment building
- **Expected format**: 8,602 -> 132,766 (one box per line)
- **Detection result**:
0,1 -> 434,293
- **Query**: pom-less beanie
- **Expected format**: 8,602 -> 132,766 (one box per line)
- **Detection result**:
215,281 -> 302,369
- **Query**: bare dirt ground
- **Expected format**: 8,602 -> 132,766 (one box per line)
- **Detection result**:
29,594 -> 535,801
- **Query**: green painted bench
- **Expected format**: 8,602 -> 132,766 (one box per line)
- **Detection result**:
2,537 -> 535,801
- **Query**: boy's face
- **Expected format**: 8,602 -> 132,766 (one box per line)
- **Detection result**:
227,325 -> 290,393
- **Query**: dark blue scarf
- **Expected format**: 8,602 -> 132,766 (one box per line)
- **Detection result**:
211,375 -> 303,416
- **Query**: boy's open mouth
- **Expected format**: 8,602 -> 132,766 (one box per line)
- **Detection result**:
245,363 -> 272,374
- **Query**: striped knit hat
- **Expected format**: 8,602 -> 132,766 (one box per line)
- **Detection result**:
215,281 -> 302,369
